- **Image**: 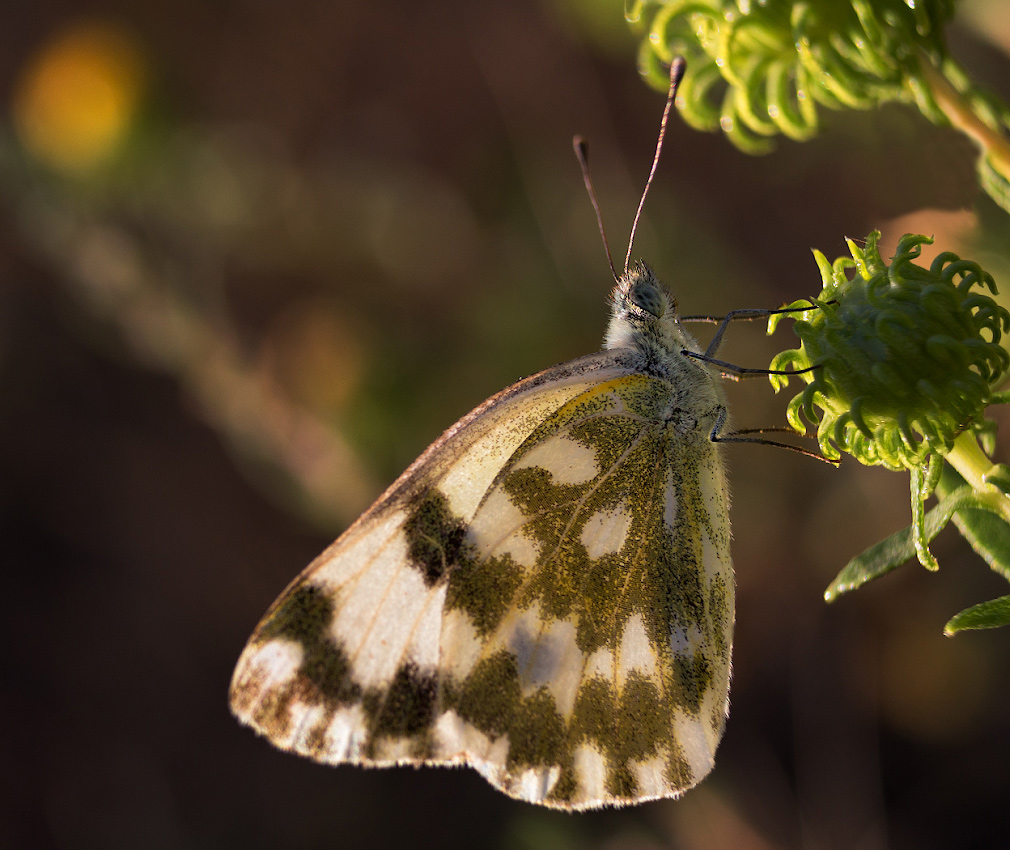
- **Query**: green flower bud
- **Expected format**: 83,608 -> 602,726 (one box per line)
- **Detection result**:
768,231 -> 1010,471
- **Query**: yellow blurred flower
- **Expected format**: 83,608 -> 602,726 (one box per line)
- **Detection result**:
12,21 -> 146,173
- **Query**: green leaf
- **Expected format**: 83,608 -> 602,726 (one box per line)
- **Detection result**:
824,483 -> 977,601
977,156 -> 1010,216
944,595 -> 1010,636
951,508 -> 1010,582
982,463 -> 1010,498
940,466 -> 1010,582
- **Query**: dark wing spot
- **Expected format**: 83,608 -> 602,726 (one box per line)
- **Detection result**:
617,672 -> 666,762
446,552 -> 522,637
548,766 -> 579,803
571,676 -> 616,743
449,650 -> 522,738
672,652 -> 713,714
257,583 -> 360,703
507,689 -> 566,769
363,662 -> 438,739
606,763 -> 638,799
404,490 -> 474,586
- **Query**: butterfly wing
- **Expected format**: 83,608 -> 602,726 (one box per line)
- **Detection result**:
433,372 -> 733,808
230,356 -> 733,810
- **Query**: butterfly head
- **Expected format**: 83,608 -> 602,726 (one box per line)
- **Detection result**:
605,261 -> 693,359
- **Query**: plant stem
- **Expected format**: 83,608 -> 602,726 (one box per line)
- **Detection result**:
945,431 -> 1010,522
917,53 -> 1010,184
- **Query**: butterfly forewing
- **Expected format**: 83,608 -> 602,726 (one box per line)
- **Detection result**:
230,355 -> 642,760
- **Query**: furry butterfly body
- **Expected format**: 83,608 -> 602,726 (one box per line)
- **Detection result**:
230,263 -> 734,809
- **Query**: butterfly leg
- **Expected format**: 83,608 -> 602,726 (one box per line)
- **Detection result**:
688,303 -> 818,360
682,349 -> 821,381
707,405 -> 838,464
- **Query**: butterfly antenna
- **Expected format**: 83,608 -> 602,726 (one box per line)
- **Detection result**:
573,136 -> 619,282
624,56 -> 685,275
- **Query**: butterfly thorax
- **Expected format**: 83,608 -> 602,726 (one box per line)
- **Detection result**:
605,262 -> 723,419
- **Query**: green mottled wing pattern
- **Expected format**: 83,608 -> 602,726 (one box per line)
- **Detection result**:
230,357 -> 733,810
437,373 -> 732,808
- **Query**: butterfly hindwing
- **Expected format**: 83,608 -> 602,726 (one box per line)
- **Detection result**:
435,373 -> 732,808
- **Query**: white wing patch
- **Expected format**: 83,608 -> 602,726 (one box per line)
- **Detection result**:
671,712 -> 717,778
468,486 -> 541,566
617,612 -> 660,686
581,504 -> 633,559
584,646 -> 615,680
632,754 -> 669,797
574,744 -> 608,799
440,607 -> 483,680
505,610 -> 584,717
287,702 -> 328,751
313,509 -> 407,587
241,639 -> 303,692
319,704 -> 369,761
491,603 -> 582,709
512,435 -> 599,485
433,710 -> 508,765
517,766 -> 563,803
327,553 -> 441,689
669,623 -> 704,655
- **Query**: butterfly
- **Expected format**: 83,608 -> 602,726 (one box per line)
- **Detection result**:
230,59 -> 740,809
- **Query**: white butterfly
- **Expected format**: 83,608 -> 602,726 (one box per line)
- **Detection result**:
231,59 -> 738,810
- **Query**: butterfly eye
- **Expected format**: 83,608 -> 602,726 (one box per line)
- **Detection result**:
630,281 -> 665,318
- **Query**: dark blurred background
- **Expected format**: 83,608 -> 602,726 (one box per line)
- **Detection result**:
3,1 -> 1010,848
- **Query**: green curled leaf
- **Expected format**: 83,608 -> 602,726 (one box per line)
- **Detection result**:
674,59 -> 725,131
766,62 -> 818,140
632,0 -> 954,152
911,464 -> 940,570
